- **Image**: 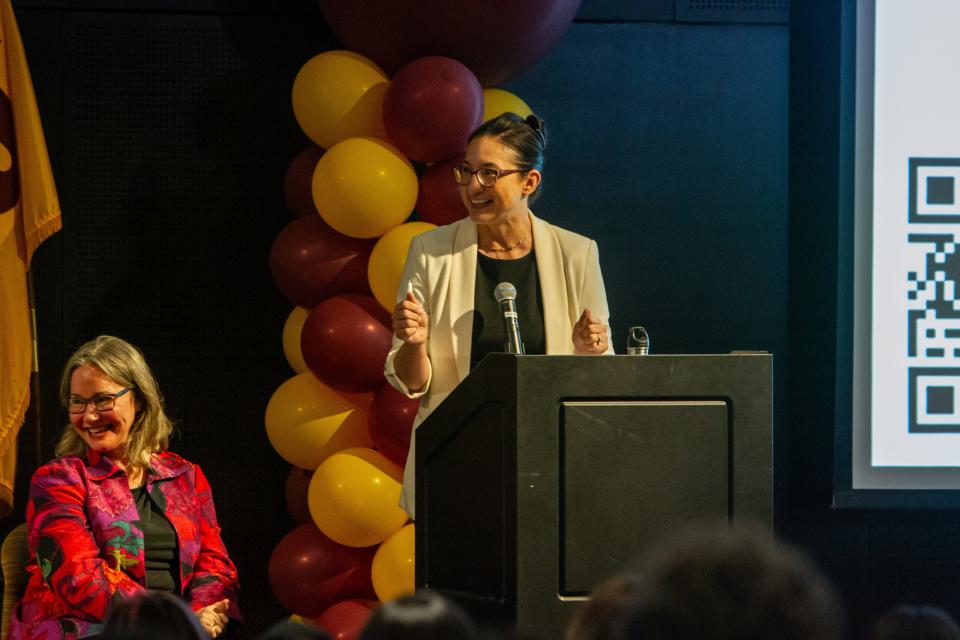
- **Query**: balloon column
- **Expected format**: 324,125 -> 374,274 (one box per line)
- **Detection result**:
267,1 -> 578,631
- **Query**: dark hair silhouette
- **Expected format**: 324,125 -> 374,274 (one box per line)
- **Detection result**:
359,592 -> 476,640
622,524 -> 844,640
100,592 -> 207,640
871,604 -> 960,640
566,574 -> 642,640
257,619 -> 331,640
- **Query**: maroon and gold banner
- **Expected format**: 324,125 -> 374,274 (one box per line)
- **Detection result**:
0,0 -> 61,517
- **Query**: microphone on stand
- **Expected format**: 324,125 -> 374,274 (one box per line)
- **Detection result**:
494,282 -> 524,355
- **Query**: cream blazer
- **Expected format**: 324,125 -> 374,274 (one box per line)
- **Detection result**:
384,211 -> 613,517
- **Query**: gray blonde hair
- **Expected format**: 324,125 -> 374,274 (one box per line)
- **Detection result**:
56,335 -> 173,469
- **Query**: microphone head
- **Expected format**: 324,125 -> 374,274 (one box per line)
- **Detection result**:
494,282 -> 517,303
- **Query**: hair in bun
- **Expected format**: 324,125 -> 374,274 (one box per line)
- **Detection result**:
524,114 -> 547,147
467,112 -> 548,201
468,112 -> 547,169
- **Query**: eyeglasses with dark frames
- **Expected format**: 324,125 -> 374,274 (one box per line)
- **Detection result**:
67,387 -> 134,414
453,164 -> 528,188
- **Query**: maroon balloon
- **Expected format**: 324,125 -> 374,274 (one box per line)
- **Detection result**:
269,216 -> 375,308
285,466 -> 313,525
369,384 -> 419,467
301,295 -> 393,393
313,600 -> 379,640
382,57 -> 483,163
284,145 -> 325,218
268,524 -> 376,617
317,0 -> 582,87
416,154 -> 467,227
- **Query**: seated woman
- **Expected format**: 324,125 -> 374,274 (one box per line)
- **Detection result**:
10,335 -> 239,639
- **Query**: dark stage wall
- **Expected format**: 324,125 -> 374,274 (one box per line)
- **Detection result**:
4,0 -> 953,638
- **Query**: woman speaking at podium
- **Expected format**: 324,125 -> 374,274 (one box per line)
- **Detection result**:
385,113 -> 613,517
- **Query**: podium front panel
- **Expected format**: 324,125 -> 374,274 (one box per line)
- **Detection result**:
559,400 -> 730,594
422,402 -> 509,601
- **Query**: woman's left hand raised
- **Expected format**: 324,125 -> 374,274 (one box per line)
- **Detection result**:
573,308 -> 608,355
197,599 -> 229,638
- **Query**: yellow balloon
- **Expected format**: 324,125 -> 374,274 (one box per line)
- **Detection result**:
313,138 -> 418,239
308,448 -> 408,547
265,373 -> 372,470
292,51 -> 389,149
282,307 -> 310,374
368,222 -> 436,311
372,523 -> 415,602
482,88 -> 533,123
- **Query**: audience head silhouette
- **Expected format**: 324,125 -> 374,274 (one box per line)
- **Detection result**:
871,604 -> 960,640
100,591 -> 207,640
359,592 -> 477,640
257,619 -> 331,640
567,574 -> 643,640
620,524 -> 844,640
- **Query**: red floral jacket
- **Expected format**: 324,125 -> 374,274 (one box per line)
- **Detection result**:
9,451 -> 240,639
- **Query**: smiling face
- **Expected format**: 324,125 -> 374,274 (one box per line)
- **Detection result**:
459,135 -> 541,226
69,364 -> 138,462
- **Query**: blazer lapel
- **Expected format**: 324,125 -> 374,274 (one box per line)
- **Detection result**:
449,220 -> 478,382
531,211 -> 570,354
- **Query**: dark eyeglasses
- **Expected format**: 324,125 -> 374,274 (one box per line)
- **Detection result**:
453,164 -> 527,188
67,387 -> 133,414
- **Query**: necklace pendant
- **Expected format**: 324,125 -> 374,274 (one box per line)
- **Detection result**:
487,227 -> 530,255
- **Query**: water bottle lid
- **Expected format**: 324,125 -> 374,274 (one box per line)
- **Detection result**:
627,326 -> 650,355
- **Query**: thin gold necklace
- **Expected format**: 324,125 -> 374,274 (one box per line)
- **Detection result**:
487,226 -> 531,255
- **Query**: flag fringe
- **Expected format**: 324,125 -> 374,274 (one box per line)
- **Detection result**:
24,210 -> 61,267
0,387 -> 29,456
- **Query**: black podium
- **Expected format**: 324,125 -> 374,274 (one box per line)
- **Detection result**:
415,353 -> 772,637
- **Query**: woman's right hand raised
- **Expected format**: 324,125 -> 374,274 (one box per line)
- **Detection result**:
392,290 -> 429,345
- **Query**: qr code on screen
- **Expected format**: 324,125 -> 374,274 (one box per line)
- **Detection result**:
908,158 -> 960,432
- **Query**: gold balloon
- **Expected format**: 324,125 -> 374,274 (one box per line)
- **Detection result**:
313,137 -> 418,239
482,88 -> 533,123
282,307 -> 310,374
371,523 -> 415,602
292,50 -> 389,149
265,373 -> 372,470
308,448 -> 408,548
368,222 -> 436,311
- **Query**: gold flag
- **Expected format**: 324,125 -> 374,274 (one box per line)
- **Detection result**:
0,0 -> 61,517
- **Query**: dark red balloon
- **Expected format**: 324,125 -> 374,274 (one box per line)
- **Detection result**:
284,145 -> 325,218
317,0 -> 582,87
416,154 -> 467,227
301,295 -> 393,393
268,524 -> 376,617
269,216 -> 375,308
313,600 -> 379,640
286,466 -> 313,525
369,384 -> 419,467
383,57 -> 483,163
